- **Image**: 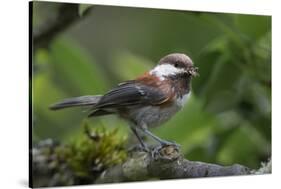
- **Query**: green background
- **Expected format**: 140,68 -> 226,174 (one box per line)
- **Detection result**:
32,2 -> 271,169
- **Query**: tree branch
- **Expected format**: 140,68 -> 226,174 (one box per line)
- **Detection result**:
96,145 -> 251,184
32,137 -> 270,187
33,3 -> 92,50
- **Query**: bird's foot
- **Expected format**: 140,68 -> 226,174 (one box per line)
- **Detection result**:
151,142 -> 181,161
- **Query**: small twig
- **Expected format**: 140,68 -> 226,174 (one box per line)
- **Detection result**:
33,3 -> 92,50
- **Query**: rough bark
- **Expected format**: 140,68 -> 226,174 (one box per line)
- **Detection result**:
96,145 -> 251,184
31,138 -> 271,187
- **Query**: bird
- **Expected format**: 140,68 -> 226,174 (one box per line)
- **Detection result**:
50,53 -> 198,151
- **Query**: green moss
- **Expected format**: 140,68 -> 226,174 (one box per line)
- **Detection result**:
59,123 -> 127,179
33,122 -> 127,187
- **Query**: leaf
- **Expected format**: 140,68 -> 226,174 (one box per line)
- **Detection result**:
234,15 -> 271,41
33,72 -> 80,140
33,36 -> 109,140
217,124 -> 269,168
195,49 -> 242,113
78,4 -> 93,17
49,37 -> 108,96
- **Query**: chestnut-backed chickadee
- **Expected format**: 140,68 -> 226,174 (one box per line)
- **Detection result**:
50,53 -> 198,150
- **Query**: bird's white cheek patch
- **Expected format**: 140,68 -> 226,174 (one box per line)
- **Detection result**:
150,64 -> 185,80
176,93 -> 191,107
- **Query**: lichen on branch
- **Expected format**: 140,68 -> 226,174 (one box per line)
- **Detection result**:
96,144 -> 251,184
32,124 -> 127,187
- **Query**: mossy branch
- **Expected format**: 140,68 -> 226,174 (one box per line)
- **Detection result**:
31,125 -> 271,187
95,145 -> 251,184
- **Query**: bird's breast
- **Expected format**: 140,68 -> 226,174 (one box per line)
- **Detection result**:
176,92 -> 191,107
128,101 -> 185,128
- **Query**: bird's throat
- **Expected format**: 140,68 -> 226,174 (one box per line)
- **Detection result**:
167,73 -> 191,99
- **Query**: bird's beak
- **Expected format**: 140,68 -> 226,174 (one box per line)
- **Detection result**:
188,67 -> 199,77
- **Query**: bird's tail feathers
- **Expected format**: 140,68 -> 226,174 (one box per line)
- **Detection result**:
49,95 -> 102,110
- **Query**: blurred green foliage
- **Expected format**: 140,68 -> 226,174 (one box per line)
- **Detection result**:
32,2 -> 271,169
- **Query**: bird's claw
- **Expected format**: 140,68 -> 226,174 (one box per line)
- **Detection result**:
151,142 -> 181,161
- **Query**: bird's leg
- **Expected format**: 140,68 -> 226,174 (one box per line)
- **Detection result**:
139,128 -> 181,159
130,126 -> 149,152
140,128 -> 180,147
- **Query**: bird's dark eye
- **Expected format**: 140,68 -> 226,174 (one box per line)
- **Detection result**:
174,62 -> 179,68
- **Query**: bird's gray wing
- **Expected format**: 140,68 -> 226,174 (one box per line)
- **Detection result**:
93,82 -> 170,109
